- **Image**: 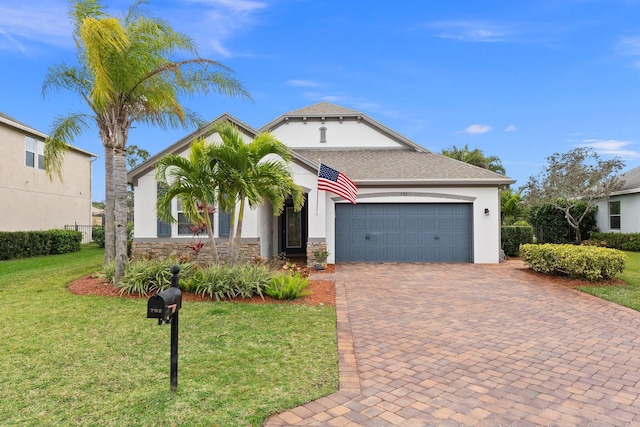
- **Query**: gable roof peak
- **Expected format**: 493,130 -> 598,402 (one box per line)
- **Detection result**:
285,102 -> 361,117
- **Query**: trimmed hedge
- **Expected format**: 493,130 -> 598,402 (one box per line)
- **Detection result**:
590,232 -> 640,252
0,230 -> 82,261
520,243 -> 626,282
501,225 -> 534,256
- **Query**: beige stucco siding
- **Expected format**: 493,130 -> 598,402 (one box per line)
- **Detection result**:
0,121 -> 94,231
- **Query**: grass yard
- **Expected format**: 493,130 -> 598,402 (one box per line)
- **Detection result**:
576,251 -> 640,311
0,245 -> 338,426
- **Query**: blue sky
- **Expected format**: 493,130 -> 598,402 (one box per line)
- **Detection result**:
3,0 -> 640,202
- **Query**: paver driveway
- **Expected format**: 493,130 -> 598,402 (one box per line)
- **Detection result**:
266,261 -> 640,426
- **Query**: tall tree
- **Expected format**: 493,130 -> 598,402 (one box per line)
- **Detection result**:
522,147 -> 624,243
441,144 -> 506,175
210,122 -> 304,264
156,139 -> 221,263
43,0 -> 250,283
500,188 -> 524,225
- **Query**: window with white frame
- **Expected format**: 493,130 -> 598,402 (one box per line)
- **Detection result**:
25,136 -> 45,170
177,199 -> 214,236
609,201 -> 621,230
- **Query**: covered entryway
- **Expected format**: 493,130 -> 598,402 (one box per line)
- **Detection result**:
335,203 -> 472,262
278,196 -> 308,257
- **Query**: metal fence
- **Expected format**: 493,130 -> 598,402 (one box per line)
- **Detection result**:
533,225 -> 576,244
64,224 -> 99,245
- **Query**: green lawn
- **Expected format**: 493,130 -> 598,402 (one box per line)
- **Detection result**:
0,246 -> 338,426
576,251 -> 640,311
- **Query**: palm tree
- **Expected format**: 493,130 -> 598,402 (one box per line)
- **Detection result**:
42,0 -> 250,283
441,144 -> 506,175
156,139 -> 221,263
210,122 -> 304,264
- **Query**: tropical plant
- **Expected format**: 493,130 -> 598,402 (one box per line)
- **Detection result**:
190,264 -> 275,300
156,138 -> 222,263
500,188 -> 525,225
523,147 -> 624,243
115,258 -> 196,295
42,0 -> 250,284
266,273 -> 311,300
210,122 -> 304,264
441,144 -> 506,175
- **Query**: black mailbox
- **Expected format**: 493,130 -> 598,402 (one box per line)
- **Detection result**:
147,287 -> 182,322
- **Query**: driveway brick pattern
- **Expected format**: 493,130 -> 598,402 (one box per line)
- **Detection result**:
266,262 -> 640,426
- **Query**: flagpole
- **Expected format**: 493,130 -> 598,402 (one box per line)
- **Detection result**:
316,160 -> 321,216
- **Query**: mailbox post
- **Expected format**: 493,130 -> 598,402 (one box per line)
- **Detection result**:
147,265 -> 182,392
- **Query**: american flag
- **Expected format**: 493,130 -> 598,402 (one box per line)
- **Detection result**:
317,163 -> 358,204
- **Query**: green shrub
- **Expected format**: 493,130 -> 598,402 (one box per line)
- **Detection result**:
191,264 -> 274,301
48,229 -> 82,254
529,202 -> 597,243
116,259 -> 196,295
0,230 -> 81,260
590,232 -> 640,252
265,272 -> 311,300
92,226 -> 105,248
501,226 -> 534,256
520,244 -> 626,281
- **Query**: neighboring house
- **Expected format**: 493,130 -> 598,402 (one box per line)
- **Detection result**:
128,102 -> 514,265
91,206 -> 104,226
596,166 -> 640,233
0,112 -> 96,234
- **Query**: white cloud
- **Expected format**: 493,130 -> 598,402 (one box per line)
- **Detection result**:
429,21 -> 509,43
617,36 -> 640,56
174,0 -> 267,57
504,125 -> 517,132
0,3 -> 72,52
286,80 -> 318,87
578,139 -> 640,158
460,124 -> 492,134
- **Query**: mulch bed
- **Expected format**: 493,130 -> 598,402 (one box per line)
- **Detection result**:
67,264 -> 336,306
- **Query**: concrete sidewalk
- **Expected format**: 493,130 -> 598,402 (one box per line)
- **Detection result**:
266,261 -> 640,426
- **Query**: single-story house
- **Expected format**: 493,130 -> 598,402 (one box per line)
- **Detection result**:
596,166 -> 640,233
127,102 -> 514,265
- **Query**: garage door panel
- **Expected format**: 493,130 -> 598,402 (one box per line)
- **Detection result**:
335,203 -> 472,262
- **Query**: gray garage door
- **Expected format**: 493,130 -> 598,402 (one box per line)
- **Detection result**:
335,203 -> 472,262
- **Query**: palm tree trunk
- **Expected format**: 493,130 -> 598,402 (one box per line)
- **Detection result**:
104,144 -> 115,264
202,206 -> 219,264
233,198 -> 246,263
113,145 -> 129,285
226,203 -> 237,265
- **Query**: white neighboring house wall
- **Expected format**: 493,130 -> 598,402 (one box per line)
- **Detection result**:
0,114 -> 96,232
596,193 -> 640,233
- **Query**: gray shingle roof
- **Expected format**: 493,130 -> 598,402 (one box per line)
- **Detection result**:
616,166 -> 640,193
285,102 -> 361,116
293,149 -> 515,185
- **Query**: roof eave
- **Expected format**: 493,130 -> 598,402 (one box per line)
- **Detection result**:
127,113 -> 258,185
356,178 -> 516,187
0,116 -> 98,158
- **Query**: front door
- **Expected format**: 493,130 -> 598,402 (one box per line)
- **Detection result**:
279,196 -> 308,257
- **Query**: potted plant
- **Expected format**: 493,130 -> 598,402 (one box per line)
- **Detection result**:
312,248 -> 330,270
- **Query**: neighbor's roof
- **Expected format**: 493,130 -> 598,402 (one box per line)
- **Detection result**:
0,111 -> 98,158
293,148 -> 515,186
612,166 -> 640,195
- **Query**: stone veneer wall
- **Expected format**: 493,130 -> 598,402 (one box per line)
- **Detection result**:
131,240 -> 260,264
306,241 -> 328,268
